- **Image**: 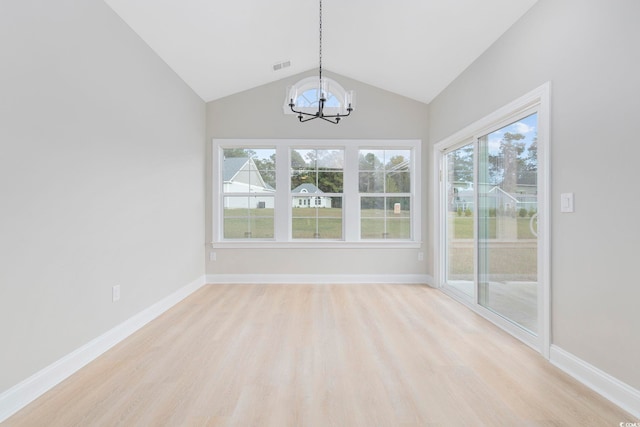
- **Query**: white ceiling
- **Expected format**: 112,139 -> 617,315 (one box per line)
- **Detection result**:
103,0 -> 538,104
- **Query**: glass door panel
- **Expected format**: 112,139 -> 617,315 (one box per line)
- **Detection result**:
478,113 -> 538,333
444,143 -> 475,300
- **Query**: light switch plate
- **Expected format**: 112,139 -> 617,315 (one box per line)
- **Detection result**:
560,193 -> 574,213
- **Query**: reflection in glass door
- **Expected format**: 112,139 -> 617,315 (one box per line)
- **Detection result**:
444,143 -> 475,300
478,113 -> 538,333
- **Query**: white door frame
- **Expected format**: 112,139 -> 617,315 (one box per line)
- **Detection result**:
433,82 -> 551,358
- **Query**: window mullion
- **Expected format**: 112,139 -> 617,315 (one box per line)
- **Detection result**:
344,145 -> 359,241
275,143 -> 290,241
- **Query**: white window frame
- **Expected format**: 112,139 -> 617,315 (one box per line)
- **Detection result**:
212,139 -> 422,249
433,82 -> 550,358
290,146 -> 345,241
221,149 -> 277,240
358,148 -> 414,240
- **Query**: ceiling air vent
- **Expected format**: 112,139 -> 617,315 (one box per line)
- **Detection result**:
273,60 -> 291,71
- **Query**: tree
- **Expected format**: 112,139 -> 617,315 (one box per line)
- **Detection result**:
253,153 -> 276,188
223,148 -> 256,159
488,132 -> 525,192
290,149 -> 344,193
291,150 -> 306,169
525,135 -> 538,170
446,145 -> 474,212
359,152 -> 382,170
316,150 -> 343,193
517,135 -> 538,186
450,144 -> 474,184
385,155 -> 410,193
359,152 -> 383,193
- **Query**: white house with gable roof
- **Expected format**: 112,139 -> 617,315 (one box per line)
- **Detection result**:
292,183 -> 332,208
223,157 -> 275,209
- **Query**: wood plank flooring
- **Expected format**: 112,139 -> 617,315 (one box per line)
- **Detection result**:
4,284 -> 634,426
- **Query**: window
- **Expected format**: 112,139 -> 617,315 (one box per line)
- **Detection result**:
359,149 -> 412,239
291,148 -> 344,239
214,139 -> 421,247
283,77 -> 352,117
222,148 -> 276,239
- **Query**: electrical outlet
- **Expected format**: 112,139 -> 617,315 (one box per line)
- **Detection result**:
418,252 -> 424,261
209,252 -> 217,261
112,285 -> 121,302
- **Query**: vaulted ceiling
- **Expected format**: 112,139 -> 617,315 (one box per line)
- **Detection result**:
103,0 -> 538,104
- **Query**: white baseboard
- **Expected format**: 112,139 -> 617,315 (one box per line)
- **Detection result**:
0,275 -> 206,423
206,273 -> 434,285
550,345 -> 640,419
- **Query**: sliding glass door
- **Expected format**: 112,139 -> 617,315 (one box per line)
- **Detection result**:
442,113 -> 540,335
478,113 -> 538,334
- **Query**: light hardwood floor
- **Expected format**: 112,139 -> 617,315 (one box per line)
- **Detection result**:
5,284 -> 634,426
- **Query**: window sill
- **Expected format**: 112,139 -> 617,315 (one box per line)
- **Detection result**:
210,241 -> 423,250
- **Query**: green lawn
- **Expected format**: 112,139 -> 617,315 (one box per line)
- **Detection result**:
224,208 -> 410,239
222,210 -> 536,240
446,246 -> 537,279
447,214 -> 537,281
291,208 -> 343,238
451,215 -> 537,239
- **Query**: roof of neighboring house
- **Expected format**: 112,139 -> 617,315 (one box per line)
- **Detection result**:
223,157 -> 276,191
518,171 -> 537,186
223,157 -> 250,182
292,183 -> 324,194
488,186 -> 519,203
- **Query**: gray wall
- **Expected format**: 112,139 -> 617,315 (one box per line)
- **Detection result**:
206,70 -> 430,277
429,0 -> 640,389
0,0 -> 205,393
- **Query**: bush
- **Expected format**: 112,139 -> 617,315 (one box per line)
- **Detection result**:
465,208 -> 472,217
457,207 -> 463,216
489,208 -> 497,217
519,208 -> 528,218
529,207 -> 537,217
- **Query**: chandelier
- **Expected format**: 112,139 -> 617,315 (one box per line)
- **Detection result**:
288,0 -> 354,124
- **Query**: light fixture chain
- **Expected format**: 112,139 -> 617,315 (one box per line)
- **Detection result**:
319,0 -> 322,80
288,0 -> 353,124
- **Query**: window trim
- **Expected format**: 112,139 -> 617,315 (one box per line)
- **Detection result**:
221,151 -> 277,241
358,148 -> 413,240
212,139 -> 422,249
290,147 -> 345,241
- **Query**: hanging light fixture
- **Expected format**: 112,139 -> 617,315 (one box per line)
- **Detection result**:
288,0 -> 354,124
